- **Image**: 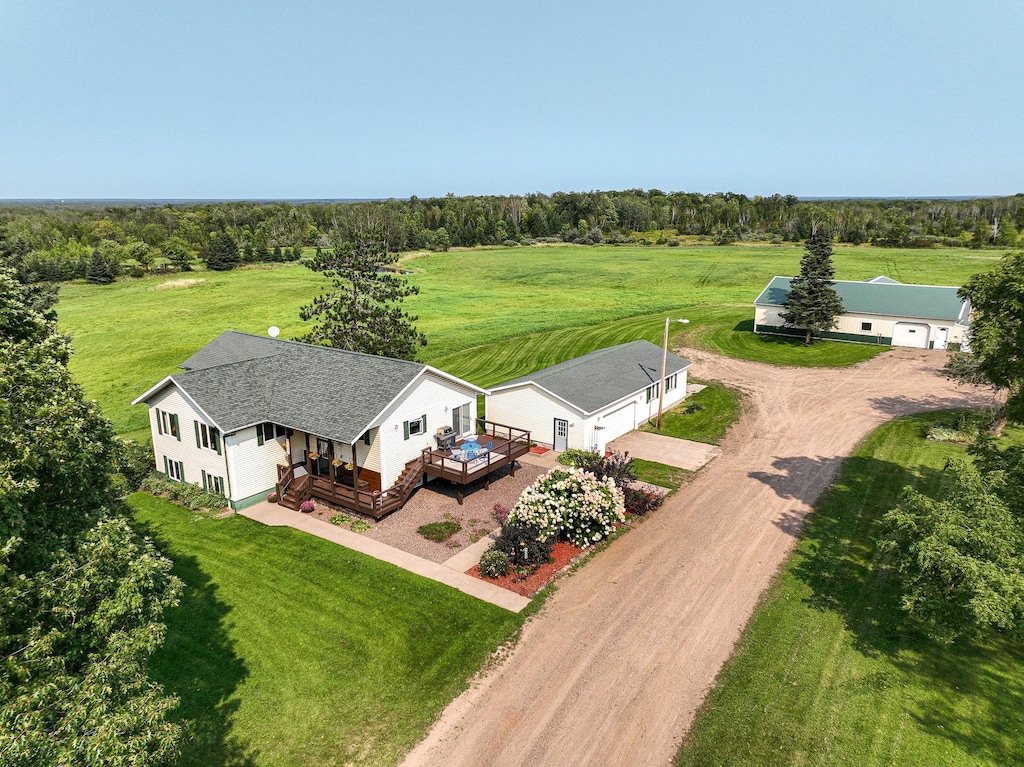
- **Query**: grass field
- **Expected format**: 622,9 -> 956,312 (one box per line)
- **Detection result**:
132,493 -> 526,767
674,413 -> 1024,767
641,380 -> 740,444
57,244 -> 997,440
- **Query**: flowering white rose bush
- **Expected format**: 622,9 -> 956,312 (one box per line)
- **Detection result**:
510,467 -> 626,547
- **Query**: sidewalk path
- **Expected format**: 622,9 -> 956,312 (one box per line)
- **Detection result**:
240,502 -> 530,613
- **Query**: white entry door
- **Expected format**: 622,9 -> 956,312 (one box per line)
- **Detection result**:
934,327 -> 949,350
553,418 -> 569,451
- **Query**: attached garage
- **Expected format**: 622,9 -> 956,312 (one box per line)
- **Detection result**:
486,340 -> 691,453
754,275 -> 970,349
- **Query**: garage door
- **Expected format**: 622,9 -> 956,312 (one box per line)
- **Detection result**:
892,322 -> 929,349
595,403 -> 637,452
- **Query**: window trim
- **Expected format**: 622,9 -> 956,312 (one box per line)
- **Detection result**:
645,382 -> 660,404
403,414 -> 427,440
665,373 -> 678,392
861,321 -> 873,331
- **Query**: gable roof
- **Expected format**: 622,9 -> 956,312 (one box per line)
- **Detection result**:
134,331 -> 482,444
754,276 -> 969,323
490,340 -> 691,415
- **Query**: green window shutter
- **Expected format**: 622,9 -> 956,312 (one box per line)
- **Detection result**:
163,456 -> 168,476
422,414 -> 427,431
194,420 -> 201,448
214,429 -> 222,455
172,414 -> 181,441
201,470 -> 207,491
156,408 -> 163,435
177,461 -> 184,482
403,420 -> 410,440
257,423 -> 264,446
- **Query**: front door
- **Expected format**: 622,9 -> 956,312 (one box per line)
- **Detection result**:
935,327 -> 949,350
553,418 -> 569,451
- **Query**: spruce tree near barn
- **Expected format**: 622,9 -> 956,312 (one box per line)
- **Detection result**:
780,226 -> 844,344
299,232 -> 427,360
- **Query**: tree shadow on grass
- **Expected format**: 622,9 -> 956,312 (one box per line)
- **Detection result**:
139,522 -> 257,767
785,452 -> 1024,763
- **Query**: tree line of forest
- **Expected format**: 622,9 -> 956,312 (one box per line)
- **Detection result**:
1,189 -> 1022,283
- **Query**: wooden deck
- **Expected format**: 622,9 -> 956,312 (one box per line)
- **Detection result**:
422,421 -> 531,504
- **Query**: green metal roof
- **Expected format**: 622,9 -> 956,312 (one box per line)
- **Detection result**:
139,331 -> 478,444
754,276 -> 969,323
492,340 -> 691,415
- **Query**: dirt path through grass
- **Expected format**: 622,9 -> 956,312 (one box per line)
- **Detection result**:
401,348 -> 1000,767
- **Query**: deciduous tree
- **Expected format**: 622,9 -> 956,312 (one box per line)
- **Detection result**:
0,269 -> 183,763
299,234 -> 426,360
780,226 -> 844,343
945,251 -> 1024,433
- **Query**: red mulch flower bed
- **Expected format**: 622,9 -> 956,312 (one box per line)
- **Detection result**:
528,445 -> 550,454
467,541 -> 583,596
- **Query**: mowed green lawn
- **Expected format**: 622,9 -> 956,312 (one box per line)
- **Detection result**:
132,493 -> 525,767
57,244 -> 996,440
675,414 -> 1024,767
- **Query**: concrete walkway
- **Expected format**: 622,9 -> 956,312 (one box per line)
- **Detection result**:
609,431 -> 720,471
240,502 -> 530,613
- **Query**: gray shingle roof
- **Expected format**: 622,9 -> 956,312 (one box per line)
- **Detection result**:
492,340 -> 691,415
754,276 -> 968,322
145,331 -> 457,444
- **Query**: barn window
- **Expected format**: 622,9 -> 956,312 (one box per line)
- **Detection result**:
861,322 -> 872,331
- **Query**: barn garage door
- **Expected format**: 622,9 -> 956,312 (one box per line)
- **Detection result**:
892,322 -> 929,349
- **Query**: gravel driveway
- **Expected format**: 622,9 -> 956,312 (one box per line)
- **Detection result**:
401,347 -> 1001,767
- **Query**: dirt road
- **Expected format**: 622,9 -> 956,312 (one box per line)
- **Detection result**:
401,348 -> 1000,767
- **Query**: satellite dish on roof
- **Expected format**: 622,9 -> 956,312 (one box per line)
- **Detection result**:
268,326 -> 280,338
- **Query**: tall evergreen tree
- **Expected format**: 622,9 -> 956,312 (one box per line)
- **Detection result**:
86,247 -> 117,284
780,227 -> 844,344
204,231 -> 240,271
298,234 -> 427,360
0,269 -> 182,763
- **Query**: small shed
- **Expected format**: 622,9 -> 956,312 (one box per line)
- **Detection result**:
486,340 -> 691,453
753,276 -> 970,349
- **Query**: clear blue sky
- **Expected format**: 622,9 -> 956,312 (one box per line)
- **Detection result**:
2,0 -> 1020,199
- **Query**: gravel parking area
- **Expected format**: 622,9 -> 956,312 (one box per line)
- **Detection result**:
310,462 -> 546,564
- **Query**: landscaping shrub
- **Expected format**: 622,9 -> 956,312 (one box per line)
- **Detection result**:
510,467 -> 626,547
683,403 -> 705,415
299,500 -> 315,513
418,520 -> 461,542
493,520 -> 553,570
623,486 -> 664,516
557,448 -> 598,468
558,449 -> 637,489
140,475 -> 228,511
492,503 -> 510,524
328,513 -> 352,526
479,547 -> 512,578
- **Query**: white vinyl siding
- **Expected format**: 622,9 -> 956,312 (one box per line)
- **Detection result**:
487,385 -> 585,450
225,424 -> 289,502
376,372 -> 479,488
149,386 -> 228,493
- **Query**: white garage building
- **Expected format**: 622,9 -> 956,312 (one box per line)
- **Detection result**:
754,275 -> 971,349
486,340 -> 691,454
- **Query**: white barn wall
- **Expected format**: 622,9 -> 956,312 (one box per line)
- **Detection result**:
756,305 -> 966,348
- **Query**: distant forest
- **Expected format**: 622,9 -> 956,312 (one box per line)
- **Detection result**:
2,190 -> 1022,283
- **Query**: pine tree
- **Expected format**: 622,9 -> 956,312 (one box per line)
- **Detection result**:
299,234 -> 427,360
780,227 -> 844,344
204,232 -> 240,271
86,247 -> 116,284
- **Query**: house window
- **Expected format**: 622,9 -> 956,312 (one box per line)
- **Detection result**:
646,383 -> 660,403
665,373 -> 678,392
861,322 -> 873,331
164,457 -> 184,482
452,404 -> 472,435
156,409 -> 180,440
404,414 -> 427,440
202,470 -> 226,495
257,422 -> 286,445
362,431 -> 372,446
195,421 -> 221,454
